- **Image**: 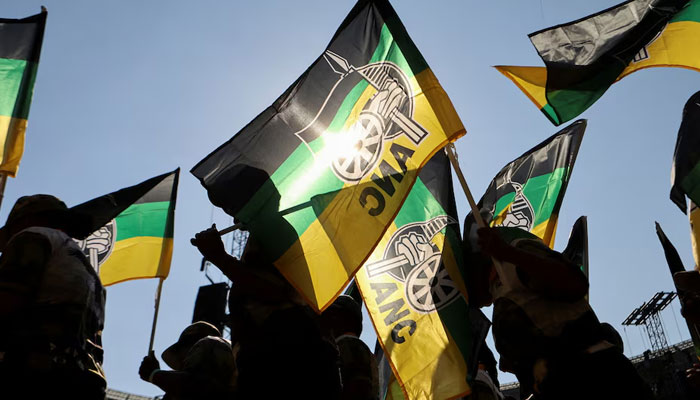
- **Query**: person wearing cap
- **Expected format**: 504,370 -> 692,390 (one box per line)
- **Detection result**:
138,321 -> 235,399
322,294 -> 379,400
0,194 -> 106,399
472,226 -> 652,400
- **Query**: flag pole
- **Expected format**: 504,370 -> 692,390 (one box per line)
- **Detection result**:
148,277 -> 164,353
445,143 -> 485,228
0,173 -> 8,211
446,143 -> 516,287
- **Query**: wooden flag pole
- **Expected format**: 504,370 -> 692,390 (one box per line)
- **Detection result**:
445,144 -> 485,228
446,143 -> 516,287
0,173 -> 8,212
148,278 -> 164,353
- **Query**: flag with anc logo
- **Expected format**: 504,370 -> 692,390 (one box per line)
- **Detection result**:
691,202 -> 700,268
0,9 -> 47,176
191,0 -> 465,311
672,91 -> 700,213
355,150 -> 472,399
497,0 -> 692,126
72,169 -> 179,286
468,120 -> 585,248
655,222 -> 700,358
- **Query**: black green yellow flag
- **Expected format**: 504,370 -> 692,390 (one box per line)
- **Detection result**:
0,9 -> 47,176
497,0 -> 692,126
671,91 -> 700,213
191,0 -> 464,311
472,120 -> 585,248
72,169 -> 179,286
356,150 -> 472,399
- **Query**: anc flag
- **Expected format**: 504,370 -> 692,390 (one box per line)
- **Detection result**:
0,9 -> 46,176
72,169 -> 179,286
672,91 -> 700,213
471,120 -> 585,248
355,150 -> 472,399
191,0 -> 465,311
691,202 -> 700,269
497,0 -> 692,126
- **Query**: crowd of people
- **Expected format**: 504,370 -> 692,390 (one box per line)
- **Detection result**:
1,194 -> 700,399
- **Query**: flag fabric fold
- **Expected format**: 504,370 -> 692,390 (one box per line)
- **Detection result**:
563,216 -> 589,277
0,9 -> 47,176
498,0 -> 694,126
73,169 -> 179,286
191,0 -> 465,311
467,120 -> 586,248
671,90 -> 700,213
356,150 -> 472,399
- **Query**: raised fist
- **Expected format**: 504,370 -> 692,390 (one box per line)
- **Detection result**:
367,79 -> 407,124
395,232 -> 434,266
83,226 -> 113,254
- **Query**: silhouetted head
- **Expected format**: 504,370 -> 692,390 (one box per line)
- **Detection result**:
0,194 -> 91,250
162,321 -> 222,370
322,294 -> 363,338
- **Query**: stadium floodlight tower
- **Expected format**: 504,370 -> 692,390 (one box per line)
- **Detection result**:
622,292 -> 677,354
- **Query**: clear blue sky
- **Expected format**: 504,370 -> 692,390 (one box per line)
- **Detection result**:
4,0 -> 698,395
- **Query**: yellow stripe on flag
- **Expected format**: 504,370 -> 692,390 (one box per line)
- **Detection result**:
498,20 -> 700,115
99,236 -> 173,286
495,66 -> 548,110
0,115 -> 27,177
276,67 -> 465,311
356,222 -> 470,399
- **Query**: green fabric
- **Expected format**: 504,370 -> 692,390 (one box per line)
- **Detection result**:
0,58 -> 37,119
238,22 -> 425,259
672,0 -> 700,23
115,201 -> 172,241
493,168 -> 568,227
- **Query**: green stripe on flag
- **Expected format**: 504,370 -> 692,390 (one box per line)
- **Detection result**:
672,1 -> 700,23
493,168 -> 568,227
115,201 -> 172,241
238,22 -> 424,260
0,58 -> 37,119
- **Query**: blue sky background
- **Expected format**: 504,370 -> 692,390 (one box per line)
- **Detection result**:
4,0 -> 699,395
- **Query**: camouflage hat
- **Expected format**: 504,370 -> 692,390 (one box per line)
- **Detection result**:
162,321 -> 222,370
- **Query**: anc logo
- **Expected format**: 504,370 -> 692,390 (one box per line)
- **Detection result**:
75,219 -> 117,272
492,179 -> 535,231
294,50 -> 430,183
365,215 -> 460,313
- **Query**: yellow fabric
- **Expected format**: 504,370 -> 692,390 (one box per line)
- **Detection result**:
691,202 -> 700,270
0,115 -> 27,177
496,20 -> 700,114
490,202 -> 558,249
276,68 -> 465,311
495,66 -> 548,110
99,236 -> 173,286
356,223 -> 470,400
